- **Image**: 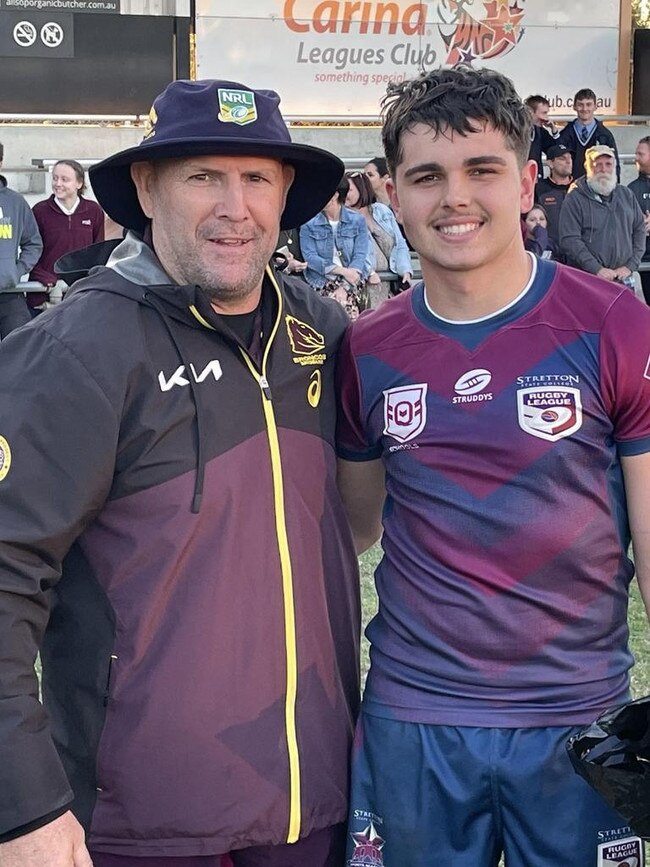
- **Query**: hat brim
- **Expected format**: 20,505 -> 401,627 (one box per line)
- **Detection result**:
89,138 -> 345,232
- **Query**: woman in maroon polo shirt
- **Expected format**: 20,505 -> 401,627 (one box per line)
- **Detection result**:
29,159 -> 104,312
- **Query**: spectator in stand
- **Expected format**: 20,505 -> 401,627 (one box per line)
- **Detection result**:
273,227 -> 307,277
560,145 -> 645,291
535,143 -> 573,255
300,176 -> 370,315
628,135 -> 650,303
30,160 -> 104,312
523,205 -> 554,259
525,95 -> 560,180
0,142 -> 42,338
345,171 -> 412,309
559,88 -> 619,181
363,156 -> 391,206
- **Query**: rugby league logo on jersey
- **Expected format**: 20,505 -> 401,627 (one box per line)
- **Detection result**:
597,834 -> 644,866
383,383 -> 428,443
517,386 -> 582,442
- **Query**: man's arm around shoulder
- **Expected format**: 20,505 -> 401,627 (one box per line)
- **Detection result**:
337,458 -> 385,555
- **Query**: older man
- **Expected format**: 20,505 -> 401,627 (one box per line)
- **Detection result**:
560,144 -> 645,286
0,80 -> 359,867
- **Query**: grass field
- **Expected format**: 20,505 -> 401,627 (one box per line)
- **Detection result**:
358,545 -> 649,861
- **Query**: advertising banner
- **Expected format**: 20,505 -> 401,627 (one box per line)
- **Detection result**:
195,0 -> 620,117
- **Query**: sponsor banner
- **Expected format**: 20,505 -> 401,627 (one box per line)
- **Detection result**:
195,0 -> 620,117
0,10 -> 73,56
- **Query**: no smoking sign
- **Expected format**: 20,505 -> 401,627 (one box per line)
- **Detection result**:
1,11 -> 72,56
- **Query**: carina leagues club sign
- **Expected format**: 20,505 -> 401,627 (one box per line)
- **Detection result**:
195,0 -> 620,116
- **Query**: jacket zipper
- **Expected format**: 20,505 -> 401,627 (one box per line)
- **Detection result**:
189,270 -> 302,844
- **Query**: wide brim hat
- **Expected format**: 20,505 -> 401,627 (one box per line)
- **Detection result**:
89,79 -> 344,232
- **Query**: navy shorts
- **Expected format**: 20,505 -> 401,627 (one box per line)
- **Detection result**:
347,711 -> 643,867
90,822 -> 345,867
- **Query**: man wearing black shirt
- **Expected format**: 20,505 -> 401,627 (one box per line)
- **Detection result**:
535,143 -> 573,257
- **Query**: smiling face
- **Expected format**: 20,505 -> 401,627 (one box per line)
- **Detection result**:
131,154 -> 294,312
532,102 -> 549,126
52,162 -> 83,204
575,98 -> 596,124
387,123 -> 535,293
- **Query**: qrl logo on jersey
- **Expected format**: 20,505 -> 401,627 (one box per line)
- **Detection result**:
383,384 -> 428,443
517,386 -> 582,442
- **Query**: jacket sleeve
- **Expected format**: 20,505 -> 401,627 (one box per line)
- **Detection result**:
300,220 -> 332,277
627,193 -> 647,272
383,207 -> 412,276
558,192 -> 604,274
16,203 -> 43,278
0,322 -> 119,836
346,213 -> 370,277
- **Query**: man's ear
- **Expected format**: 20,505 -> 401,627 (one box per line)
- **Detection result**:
386,177 -> 401,223
281,163 -> 296,210
130,162 -> 156,219
520,159 -> 538,216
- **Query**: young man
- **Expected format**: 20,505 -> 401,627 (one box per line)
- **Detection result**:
337,67 -> 650,867
524,95 -> 559,180
628,135 -> 650,303
0,142 -> 43,337
0,80 -> 360,867
559,87 -> 620,180
534,142 -> 573,253
560,144 -> 646,287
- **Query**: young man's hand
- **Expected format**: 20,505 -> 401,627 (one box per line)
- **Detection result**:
0,811 -> 92,867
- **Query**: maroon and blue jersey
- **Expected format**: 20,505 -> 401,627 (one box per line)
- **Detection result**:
338,256 -> 650,727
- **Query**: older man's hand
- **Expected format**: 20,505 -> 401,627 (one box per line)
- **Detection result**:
0,812 -> 92,867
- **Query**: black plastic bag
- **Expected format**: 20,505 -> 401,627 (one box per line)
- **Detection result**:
567,695 -> 650,840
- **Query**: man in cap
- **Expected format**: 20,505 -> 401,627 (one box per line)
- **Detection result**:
534,142 -> 573,255
0,79 -> 359,866
560,144 -> 646,287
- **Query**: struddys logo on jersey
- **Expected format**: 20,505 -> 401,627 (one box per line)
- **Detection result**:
453,367 -> 493,404
218,88 -> 257,126
348,812 -> 386,867
0,435 -> 11,482
285,315 -> 326,366
383,383 -> 427,446
517,386 -> 583,442
597,833 -> 644,866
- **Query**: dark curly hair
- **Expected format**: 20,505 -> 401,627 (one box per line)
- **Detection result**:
381,66 -> 532,174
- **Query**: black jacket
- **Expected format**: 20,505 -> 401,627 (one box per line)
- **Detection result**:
628,172 -> 650,259
0,235 -> 360,857
558,119 -> 620,181
535,176 -> 572,251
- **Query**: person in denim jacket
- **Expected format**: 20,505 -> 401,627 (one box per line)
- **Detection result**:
346,171 -> 413,308
300,177 -> 370,291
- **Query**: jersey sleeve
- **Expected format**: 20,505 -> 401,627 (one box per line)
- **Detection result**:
600,290 -> 650,455
336,328 -> 382,462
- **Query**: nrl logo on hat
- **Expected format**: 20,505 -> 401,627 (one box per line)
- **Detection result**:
217,88 -> 257,126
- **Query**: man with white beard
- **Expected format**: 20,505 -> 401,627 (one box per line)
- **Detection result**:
559,145 -> 646,288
